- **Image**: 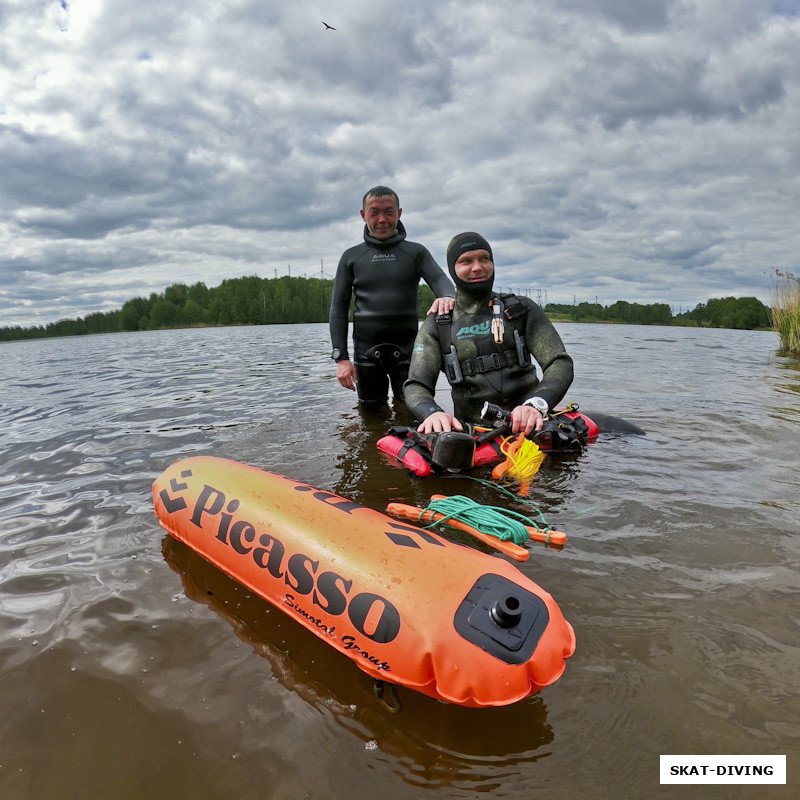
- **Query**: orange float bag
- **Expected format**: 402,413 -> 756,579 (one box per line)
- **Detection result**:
152,456 -> 575,707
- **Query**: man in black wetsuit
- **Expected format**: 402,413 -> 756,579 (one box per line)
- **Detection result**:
404,232 -> 574,436
329,186 -> 454,405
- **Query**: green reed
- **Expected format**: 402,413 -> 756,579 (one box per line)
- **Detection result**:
771,269 -> 800,355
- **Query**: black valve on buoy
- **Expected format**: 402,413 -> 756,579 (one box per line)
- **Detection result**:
489,593 -> 523,628
455,574 -> 550,663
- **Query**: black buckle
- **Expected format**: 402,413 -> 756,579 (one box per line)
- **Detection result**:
476,352 -> 502,372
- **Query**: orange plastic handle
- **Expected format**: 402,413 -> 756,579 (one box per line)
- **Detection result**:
491,434 -> 527,480
429,495 -> 567,547
386,503 -> 530,562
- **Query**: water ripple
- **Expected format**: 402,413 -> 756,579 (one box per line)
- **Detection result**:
1,323 -> 798,799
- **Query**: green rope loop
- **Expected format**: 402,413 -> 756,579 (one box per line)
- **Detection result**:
421,495 -> 532,545
434,473 -> 595,545
443,474 -> 558,533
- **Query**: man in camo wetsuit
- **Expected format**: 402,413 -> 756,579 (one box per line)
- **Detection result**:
403,232 -> 574,436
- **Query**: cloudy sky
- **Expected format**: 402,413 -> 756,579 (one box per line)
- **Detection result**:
2,0 -> 799,327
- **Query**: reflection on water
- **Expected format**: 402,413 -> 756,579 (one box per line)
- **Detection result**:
163,535 -> 556,789
1,323 -> 799,800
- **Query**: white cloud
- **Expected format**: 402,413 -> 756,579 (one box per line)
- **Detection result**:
2,0 -> 799,325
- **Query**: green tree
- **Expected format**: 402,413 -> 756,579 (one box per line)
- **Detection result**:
148,299 -> 182,328
164,283 -> 190,307
188,281 -> 211,308
183,299 -> 205,325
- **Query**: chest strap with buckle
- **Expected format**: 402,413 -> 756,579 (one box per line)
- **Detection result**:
461,348 -> 522,377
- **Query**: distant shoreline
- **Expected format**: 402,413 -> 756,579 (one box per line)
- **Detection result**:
0,276 -> 774,342
0,317 -> 776,345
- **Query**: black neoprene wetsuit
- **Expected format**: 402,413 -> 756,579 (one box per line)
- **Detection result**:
329,221 -> 453,403
403,289 -> 574,424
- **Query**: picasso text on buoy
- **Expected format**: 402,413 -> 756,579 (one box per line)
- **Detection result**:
161,479 -> 402,646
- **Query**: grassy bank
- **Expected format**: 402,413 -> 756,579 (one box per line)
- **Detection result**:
771,269 -> 800,355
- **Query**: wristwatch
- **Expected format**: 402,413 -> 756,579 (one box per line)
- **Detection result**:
331,348 -> 347,362
523,396 -> 549,415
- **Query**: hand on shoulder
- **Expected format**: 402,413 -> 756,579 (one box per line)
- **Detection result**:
427,296 -> 455,316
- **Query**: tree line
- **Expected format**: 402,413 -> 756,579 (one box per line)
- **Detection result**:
673,296 -> 771,329
545,296 -> 770,329
545,300 -> 673,325
0,275 -> 771,343
0,276 -> 437,342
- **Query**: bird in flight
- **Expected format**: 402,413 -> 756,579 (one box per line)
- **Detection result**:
322,21 -> 336,30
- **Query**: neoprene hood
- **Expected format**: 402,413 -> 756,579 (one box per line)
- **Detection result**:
446,232 -> 495,296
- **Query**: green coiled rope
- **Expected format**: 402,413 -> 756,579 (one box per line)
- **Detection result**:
421,495 -> 534,545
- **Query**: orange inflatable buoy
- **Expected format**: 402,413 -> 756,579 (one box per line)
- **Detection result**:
152,456 -> 575,707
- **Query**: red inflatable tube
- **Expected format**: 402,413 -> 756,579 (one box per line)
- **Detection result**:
474,437 -> 505,465
377,410 -> 599,474
378,432 -> 505,476
376,434 -> 432,477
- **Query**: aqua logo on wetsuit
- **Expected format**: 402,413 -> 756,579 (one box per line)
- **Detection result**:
456,321 -> 492,339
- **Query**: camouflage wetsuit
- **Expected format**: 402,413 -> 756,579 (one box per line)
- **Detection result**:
329,220 -> 453,403
403,289 -> 574,424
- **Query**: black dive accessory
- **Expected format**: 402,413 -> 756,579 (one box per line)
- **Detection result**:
480,403 -> 590,454
437,312 -> 464,384
425,431 -> 475,472
362,343 -> 410,366
384,426 -> 476,472
481,402 -> 512,425
436,296 -> 531,388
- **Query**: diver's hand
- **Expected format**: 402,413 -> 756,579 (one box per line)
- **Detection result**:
336,360 -> 357,391
427,296 -> 455,316
417,411 -> 463,434
510,405 -> 544,436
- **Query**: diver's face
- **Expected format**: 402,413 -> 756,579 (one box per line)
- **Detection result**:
454,249 -> 494,283
361,196 -> 401,240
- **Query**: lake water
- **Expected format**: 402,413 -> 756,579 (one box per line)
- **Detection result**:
1,322 -> 798,799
